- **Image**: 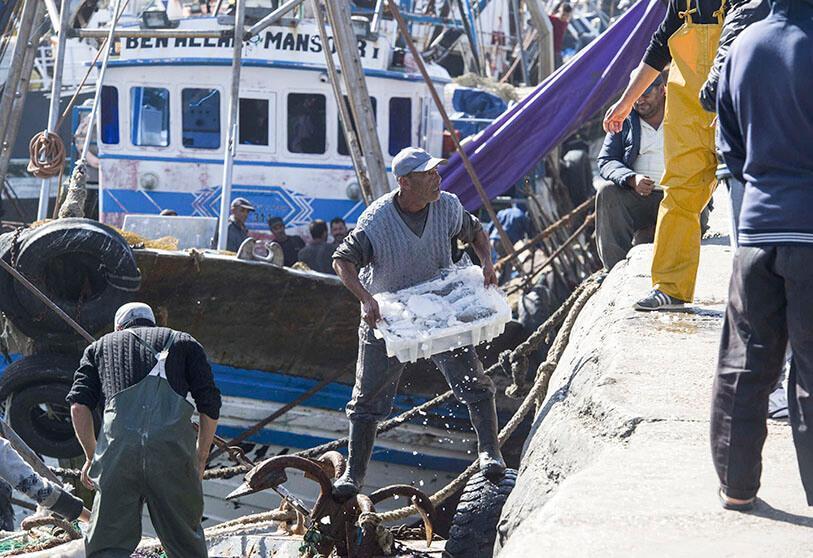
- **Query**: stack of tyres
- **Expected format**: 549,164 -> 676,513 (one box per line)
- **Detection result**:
0,219 -> 136,457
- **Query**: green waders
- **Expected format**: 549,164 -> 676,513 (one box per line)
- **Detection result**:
85,331 -> 208,558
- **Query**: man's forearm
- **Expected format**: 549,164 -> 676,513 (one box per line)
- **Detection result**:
196,413 -> 218,466
70,404 -> 96,460
472,229 -> 494,269
333,258 -> 373,302
617,63 -> 661,109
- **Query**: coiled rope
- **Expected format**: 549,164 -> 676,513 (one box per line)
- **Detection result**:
26,132 -> 65,178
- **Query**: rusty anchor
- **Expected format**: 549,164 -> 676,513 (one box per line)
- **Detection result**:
226,451 -> 435,557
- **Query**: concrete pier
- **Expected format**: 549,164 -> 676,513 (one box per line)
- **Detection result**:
497,192 -> 813,556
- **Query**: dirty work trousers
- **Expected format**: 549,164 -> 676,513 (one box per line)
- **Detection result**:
595,181 -> 664,271
346,324 -> 496,423
710,245 -> 813,503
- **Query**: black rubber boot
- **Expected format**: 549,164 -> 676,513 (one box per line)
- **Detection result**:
332,419 -> 378,500
467,398 -> 506,480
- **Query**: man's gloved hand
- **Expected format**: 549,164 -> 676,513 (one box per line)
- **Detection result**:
627,174 -> 655,196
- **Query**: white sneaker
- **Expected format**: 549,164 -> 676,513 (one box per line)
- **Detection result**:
768,385 -> 789,419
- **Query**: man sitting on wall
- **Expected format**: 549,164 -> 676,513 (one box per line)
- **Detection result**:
595,72 -> 667,271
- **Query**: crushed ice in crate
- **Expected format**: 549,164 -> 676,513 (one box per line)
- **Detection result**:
374,263 -> 510,350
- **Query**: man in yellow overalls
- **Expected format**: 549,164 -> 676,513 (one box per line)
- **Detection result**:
603,0 -> 726,310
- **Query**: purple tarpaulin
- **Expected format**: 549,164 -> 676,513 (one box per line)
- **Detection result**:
440,0 -> 667,210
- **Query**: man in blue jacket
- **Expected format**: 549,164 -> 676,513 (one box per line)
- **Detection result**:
710,0 -> 813,511
595,73 -> 666,271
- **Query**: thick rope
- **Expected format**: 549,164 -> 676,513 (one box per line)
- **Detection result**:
374,275 -> 602,523
2,534 -> 74,556
27,131 -> 65,178
20,516 -> 81,540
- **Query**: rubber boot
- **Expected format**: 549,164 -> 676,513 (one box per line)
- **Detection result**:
467,398 -> 506,480
332,419 -> 378,500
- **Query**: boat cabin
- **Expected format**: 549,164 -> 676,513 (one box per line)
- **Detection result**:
95,16 -> 450,240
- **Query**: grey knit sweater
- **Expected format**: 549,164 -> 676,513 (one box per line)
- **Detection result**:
355,191 -> 464,295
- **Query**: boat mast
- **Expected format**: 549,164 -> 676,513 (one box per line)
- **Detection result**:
36,0 -> 70,220
323,0 -> 389,200
524,0 -> 554,83
215,0 -> 246,252
311,0 -> 373,205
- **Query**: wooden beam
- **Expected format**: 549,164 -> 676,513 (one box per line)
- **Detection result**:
325,0 -> 390,199
311,0 -> 372,205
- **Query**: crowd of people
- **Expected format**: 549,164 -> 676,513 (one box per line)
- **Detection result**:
214,196 -> 350,275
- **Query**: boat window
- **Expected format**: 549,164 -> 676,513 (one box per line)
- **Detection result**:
287,93 -> 326,154
337,96 -> 377,156
389,97 -> 412,156
130,87 -> 170,147
239,98 -> 269,146
182,88 -> 220,149
100,86 -> 119,144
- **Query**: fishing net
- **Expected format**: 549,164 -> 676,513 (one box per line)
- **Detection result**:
115,230 -> 179,251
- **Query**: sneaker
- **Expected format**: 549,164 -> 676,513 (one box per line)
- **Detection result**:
634,289 -> 686,311
768,385 -> 789,419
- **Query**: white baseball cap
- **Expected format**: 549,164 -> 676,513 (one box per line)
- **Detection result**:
114,302 -> 156,329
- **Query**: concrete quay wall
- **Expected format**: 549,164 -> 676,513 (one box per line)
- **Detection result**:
496,228 -> 813,556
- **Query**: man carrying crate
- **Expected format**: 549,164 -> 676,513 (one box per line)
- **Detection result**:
331,147 -> 505,499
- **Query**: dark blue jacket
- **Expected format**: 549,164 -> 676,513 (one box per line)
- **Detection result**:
597,110 -> 641,188
717,0 -> 813,246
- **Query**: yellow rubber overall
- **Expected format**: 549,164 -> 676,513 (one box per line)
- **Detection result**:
651,0 -> 725,302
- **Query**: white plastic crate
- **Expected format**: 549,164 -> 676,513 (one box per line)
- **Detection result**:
373,264 -> 512,363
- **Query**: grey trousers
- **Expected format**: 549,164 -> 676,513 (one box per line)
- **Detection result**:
346,324 -> 496,423
594,181 -> 663,271
711,245 -> 813,503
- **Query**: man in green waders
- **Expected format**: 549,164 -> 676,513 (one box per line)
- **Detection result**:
68,303 -> 221,557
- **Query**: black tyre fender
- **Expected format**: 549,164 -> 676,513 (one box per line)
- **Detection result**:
12,219 -> 140,341
0,353 -> 99,459
445,469 -> 517,558
0,229 -> 34,330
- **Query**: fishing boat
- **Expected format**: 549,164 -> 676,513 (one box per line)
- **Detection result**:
0,0 -> 541,525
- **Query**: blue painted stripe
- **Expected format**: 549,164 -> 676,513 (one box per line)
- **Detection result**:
102,187 -> 368,227
215,424 -> 471,472
103,57 -> 452,84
